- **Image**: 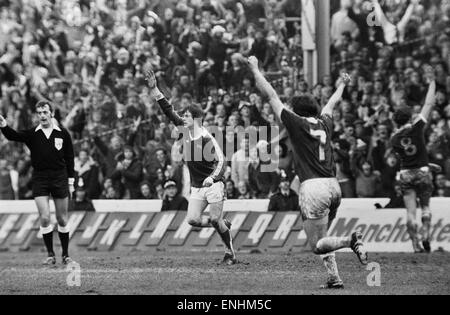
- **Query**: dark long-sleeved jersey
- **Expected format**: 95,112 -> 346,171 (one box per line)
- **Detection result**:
157,97 -> 226,188
280,109 -> 336,182
391,115 -> 429,170
0,125 -> 75,178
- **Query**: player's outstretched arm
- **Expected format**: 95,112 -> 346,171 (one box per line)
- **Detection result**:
371,0 -> 390,28
248,56 -> 285,119
321,73 -> 351,117
144,68 -> 184,126
0,115 -> 28,142
398,0 -> 419,32
420,68 -> 436,121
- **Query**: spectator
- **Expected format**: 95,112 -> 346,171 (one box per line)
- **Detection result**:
168,140 -> 191,199
231,135 -> 250,186
355,161 -> 381,198
331,0 -> 358,48
69,187 -> 96,212
0,159 -> 16,200
371,0 -> 419,45
268,172 -> 300,212
262,35 -> 280,72
237,180 -> 253,199
274,141 -> 294,180
240,24 -> 256,56
16,159 -> 32,199
146,148 -> 171,183
142,126 -> 172,157
111,146 -> 143,199
371,123 -> 392,172
74,149 -> 101,200
242,0 -> 266,26
207,25 -> 240,86
100,178 -> 119,200
225,179 -> 239,199
161,180 -> 188,211
427,131 -> 450,170
334,139 -> 355,198
378,152 -> 401,197
99,178 -> 112,198
92,134 -> 124,179
249,29 -> 268,63
138,181 -> 153,199
248,142 -> 280,198
154,181 -> 165,200
434,173 -> 450,197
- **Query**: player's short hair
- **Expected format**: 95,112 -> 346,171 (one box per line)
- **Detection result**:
181,104 -> 204,120
393,105 -> 413,127
291,94 -> 319,117
35,100 -> 53,112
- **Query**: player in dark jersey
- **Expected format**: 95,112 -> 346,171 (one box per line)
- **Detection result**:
391,72 -> 437,253
144,69 -> 236,264
248,56 -> 367,289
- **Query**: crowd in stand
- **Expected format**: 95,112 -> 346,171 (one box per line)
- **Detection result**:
0,0 -> 449,210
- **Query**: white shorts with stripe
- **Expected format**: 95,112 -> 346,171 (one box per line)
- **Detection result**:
190,181 -> 225,204
299,177 -> 342,221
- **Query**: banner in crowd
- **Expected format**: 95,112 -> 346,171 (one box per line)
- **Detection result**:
0,199 -> 449,253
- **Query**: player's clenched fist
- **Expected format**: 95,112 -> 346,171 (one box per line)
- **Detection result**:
247,56 -> 259,71
336,72 -> 351,88
424,65 -> 435,83
340,72 -> 351,86
0,115 -> 7,128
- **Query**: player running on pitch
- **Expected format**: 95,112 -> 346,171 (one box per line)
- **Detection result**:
0,101 -> 75,265
390,68 -> 437,253
144,69 -> 236,265
248,56 -> 367,289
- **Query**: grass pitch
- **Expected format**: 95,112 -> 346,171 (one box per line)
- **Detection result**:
0,251 -> 449,295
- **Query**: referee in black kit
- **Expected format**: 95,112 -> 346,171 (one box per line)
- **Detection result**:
0,101 -> 75,265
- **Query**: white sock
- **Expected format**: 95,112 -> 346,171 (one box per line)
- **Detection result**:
58,225 -> 70,233
320,252 -> 341,282
40,225 -> 54,235
316,237 -> 351,254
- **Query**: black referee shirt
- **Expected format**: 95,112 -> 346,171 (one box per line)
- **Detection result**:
0,124 -> 75,178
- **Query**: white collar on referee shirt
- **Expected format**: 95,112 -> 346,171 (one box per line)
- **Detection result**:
35,121 -> 62,139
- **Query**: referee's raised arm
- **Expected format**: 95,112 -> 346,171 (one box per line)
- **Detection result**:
0,115 -> 30,143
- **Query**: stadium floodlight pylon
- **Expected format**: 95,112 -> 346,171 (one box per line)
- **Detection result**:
301,0 -> 330,87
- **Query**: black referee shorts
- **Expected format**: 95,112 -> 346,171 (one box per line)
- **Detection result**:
32,170 -> 69,199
